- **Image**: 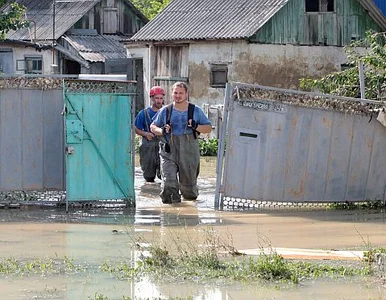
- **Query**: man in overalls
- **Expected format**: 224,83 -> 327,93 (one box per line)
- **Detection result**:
150,82 -> 212,203
134,86 -> 165,182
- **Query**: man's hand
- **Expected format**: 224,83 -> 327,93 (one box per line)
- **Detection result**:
145,132 -> 154,140
162,124 -> 171,135
188,119 -> 198,130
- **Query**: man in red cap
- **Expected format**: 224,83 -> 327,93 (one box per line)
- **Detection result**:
134,86 -> 165,182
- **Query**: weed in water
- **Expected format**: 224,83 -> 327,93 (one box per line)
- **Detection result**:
0,258 -> 20,274
100,228 -> 369,285
0,257 -> 86,277
327,200 -> 386,210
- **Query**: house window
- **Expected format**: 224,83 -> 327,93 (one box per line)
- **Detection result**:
210,64 -> 228,88
25,56 -> 42,74
17,56 -> 43,74
305,0 -> 334,12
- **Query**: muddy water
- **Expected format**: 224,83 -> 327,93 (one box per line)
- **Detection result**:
0,157 -> 385,299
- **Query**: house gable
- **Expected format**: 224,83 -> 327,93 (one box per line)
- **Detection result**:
75,0 -> 147,35
250,0 -> 382,46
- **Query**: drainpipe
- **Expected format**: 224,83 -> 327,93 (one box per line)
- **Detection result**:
29,20 -> 36,42
51,0 -> 58,74
148,44 -> 153,107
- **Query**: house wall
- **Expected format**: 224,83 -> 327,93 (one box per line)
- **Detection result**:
127,40 -> 347,107
251,0 -> 381,46
189,41 -> 347,106
127,46 -> 152,106
0,45 -> 55,75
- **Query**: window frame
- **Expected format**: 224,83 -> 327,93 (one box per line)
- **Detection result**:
210,63 -> 228,88
18,55 -> 43,74
305,0 -> 334,13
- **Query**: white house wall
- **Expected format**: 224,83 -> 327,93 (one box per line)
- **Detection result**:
0,45 -> 55,75
127,40 -> 347,107
11,47 -> 53,75
189,41 -> 347,107
127,46 -> 151,106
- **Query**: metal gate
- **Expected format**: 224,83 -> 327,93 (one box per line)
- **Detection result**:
215,83 -> 386,209
64,79 -> 136,205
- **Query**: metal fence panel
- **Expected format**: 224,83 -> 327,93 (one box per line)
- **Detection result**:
216,83 -> 386,208
0,89 -> 64,191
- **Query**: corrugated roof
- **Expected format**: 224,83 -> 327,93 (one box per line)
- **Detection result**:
129,0 -> 290,42
63,33 -> 128,62
129,0 -> 386,43
3,0 -> 98,42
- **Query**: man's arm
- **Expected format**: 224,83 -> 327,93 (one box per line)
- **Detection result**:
150,108 -> 168,136
135,110 -> 154,140
195,124 -> 212,134
188,108 -> 212,134
150,123 -> 169,136
135,126 -> 154,140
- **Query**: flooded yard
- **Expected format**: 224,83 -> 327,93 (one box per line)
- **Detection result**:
0,157 -> 386,299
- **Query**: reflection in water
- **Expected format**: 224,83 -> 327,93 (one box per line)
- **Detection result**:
0,157 -> 385,299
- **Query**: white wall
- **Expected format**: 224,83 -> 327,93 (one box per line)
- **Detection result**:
127,41 -> 348,107
188,41 -> 347,106
0,45 -> 56,75
126,46 -> 151,106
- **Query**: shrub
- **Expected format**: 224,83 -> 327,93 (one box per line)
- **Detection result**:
199,138 -> 218,156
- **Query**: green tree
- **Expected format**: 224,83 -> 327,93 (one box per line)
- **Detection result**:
131,0 -> 170,20
300,31 -> 386,100
0,0 -> 28,40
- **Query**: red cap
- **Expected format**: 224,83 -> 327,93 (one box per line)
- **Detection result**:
150,86 -> 165,97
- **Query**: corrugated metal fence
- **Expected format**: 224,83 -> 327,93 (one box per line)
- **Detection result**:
0,76 -> 135,206
0,88 -> 65,191
215,83 -> 386,209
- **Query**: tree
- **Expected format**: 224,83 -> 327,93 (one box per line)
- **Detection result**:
131,0 -> 170,20
0,0 -> 28,40
300,31 -> 386,100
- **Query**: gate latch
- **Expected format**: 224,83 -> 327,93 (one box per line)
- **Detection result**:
65,146 -> 75,155
66,120 -> 83,144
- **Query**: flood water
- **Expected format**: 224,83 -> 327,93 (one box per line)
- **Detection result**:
0,157 -> 386,299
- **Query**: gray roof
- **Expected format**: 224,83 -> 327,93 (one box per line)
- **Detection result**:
63,31 -> 128,62
130,0 -> 290,42
129,0 -> 386,43
3,0 -> 98,42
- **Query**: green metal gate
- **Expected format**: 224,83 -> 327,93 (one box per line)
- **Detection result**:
63,79 -> 136,205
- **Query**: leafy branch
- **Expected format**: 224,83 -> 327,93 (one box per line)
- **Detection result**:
131,0 -> 170,20
300,31 -> 386,100
0,1 -> 28,40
